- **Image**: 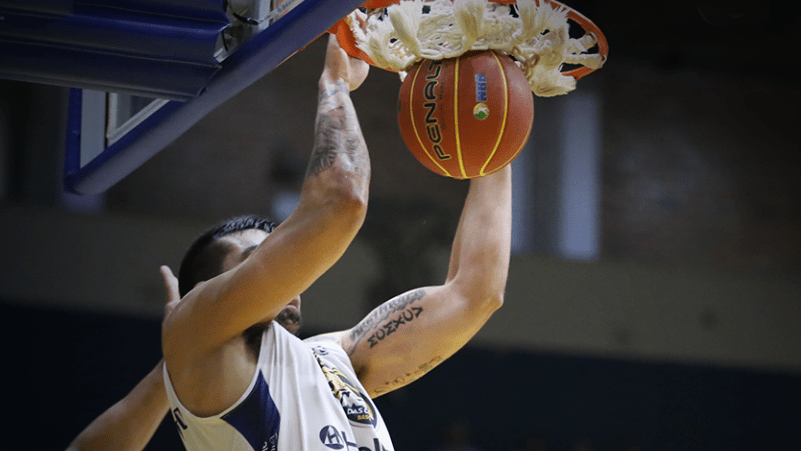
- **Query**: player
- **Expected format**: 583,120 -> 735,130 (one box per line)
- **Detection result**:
161,32 -> 512,451
71,31 -> 512,451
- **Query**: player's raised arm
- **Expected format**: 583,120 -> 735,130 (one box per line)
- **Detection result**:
335,165 -> 512,397
162,34 -> 370,358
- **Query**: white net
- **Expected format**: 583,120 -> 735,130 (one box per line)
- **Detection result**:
343,0 -> 605,97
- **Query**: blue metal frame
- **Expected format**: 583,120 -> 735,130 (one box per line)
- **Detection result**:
64,0 -> 366,195
1,1 -> 228,100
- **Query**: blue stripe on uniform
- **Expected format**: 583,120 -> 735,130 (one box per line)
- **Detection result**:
222,371 -> 280,451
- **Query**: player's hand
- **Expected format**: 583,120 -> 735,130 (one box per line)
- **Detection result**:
322,32 -> 369,91
160,265 -> 180,319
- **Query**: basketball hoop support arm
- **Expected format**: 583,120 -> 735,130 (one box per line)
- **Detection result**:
64,0 -> 366,195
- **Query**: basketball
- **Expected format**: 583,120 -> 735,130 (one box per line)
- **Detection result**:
397,50 -> 534,179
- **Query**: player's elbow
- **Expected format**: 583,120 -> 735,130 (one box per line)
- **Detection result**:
333,182 -> 368,219
453,277 -> 505,314
304,166 -> 368,223
483,290 -> 505,312
321,181 -> 368,232
341,182 -> 369,215
319,162 -> 369,206
466,291 -> 505,321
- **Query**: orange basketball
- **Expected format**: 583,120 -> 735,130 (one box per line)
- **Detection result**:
397,50 -> 534,179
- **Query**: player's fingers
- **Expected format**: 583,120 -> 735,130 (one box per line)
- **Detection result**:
160,265 -> 180,305
354,9 -> 367,28
348,56 -> 370,91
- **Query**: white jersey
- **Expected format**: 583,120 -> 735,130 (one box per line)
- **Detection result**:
163,322 -> 395,451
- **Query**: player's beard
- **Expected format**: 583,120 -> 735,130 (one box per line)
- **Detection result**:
275,306 -> 302,336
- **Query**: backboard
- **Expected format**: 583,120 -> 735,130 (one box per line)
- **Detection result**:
59,0 -> 366,195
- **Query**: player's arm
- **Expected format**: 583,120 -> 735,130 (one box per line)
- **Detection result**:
66,362 -> 168,451
337,165 -> 512,397
163,34 -> 370,356
67,266 -> 179,451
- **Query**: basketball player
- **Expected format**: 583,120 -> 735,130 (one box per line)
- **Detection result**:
70,33 -> 512,451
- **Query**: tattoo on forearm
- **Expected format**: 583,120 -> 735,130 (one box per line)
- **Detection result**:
374,356 -> 443,395
347,289 -> 426,354
306,82 -> 370,178
307,109 -> 345,176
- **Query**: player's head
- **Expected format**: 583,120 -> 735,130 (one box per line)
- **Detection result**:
177,215 -> 303,335
178,215 -> 277,297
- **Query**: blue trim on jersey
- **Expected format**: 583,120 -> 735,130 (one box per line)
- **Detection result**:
222,371 -> 280,451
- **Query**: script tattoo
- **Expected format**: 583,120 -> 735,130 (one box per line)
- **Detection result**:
346,289 -> 426,354
366,305 -> 423,348
306,82 -> 369,178
373,356 -> 444,395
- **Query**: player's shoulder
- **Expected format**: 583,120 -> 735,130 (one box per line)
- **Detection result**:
304,330 -> 364,376
303,330 -> 348,347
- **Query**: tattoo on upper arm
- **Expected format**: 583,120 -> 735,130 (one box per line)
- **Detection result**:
374,355 -> 443,395
346,289 -> 426,354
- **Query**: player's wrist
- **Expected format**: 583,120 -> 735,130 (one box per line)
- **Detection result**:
318,76 -> 352,102
319,72 -> 349,89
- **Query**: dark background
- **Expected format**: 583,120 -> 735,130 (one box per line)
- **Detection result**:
4,303 -> 799,450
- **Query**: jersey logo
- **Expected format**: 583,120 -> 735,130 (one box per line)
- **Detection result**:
171,408 -> 188,439
319,425 -> 390,451
313,350 -> 377,427
319,425 -> 345,449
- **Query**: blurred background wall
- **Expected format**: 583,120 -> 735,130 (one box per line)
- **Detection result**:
1,1 -> 799,450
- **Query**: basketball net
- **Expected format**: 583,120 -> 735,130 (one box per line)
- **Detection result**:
334,0 -> 608,97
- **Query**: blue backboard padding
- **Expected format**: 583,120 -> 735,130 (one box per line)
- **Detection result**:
2,43 -> 223,100
1,0 -> 228,22
0,1 -> 227,100
78,0 -> 229,23
65,88 -> 82,176
0,0 -> 72,16
64,0 -> 367,195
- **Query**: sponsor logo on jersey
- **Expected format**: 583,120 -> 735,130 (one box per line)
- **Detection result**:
313,351 -> 378,427
319,426 -> 345,449
171,408 -> 188,439
261,432 -> 278,451
319,425 -> 390,451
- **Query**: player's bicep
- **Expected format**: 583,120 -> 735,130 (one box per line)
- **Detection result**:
343,284 -> 495,397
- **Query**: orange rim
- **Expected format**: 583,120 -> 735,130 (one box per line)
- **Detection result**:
328,0 -> 608,79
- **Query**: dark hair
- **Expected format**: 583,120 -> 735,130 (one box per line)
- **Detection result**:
178,215 -> 277,297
